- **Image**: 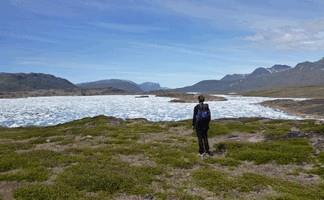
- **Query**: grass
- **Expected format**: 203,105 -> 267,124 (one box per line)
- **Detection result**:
0,116 -> 323,200
14,184 -> 81,200
301,123 -> 324,134
216,138 -> 313,164
0,150 -> 75,172
208,120 -> 261,137
205,157 -> 241,167
309,152 -> 324,179
0,167 -> 49,182
0,150 -> 76,183
193,168 -> 324,200
56,160 -> 161,195
0,142 -> 34,155
318,152 -> 324,163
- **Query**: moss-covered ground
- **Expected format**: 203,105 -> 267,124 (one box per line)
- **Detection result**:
0,116 -> 324,199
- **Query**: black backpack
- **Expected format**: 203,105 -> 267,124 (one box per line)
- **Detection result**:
196,104 -> 210,123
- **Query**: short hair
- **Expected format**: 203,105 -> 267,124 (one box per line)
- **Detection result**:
198,95 -> 205,103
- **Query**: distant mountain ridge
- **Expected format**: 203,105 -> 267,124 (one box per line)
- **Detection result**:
139,82 -> 162,92
0,72 -> 165,95
77,79 -> 164,93
77,79 -> 143,93
0,73 -> 76,92
2,57 -> 324,96
221,65 -> 291,82
176,58 -> 324,93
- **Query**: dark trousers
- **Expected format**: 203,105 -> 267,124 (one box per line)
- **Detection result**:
196,129 -> 210,154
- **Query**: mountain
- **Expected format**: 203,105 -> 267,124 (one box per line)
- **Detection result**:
248,65 -> 292,78
0,73 -> 77,92
268,65 -> 291,73
248,67 -> 272,77
176,58 -> 324,93
139,82 -> 162,92
220,65 -> 291,83
221,74 -> 246,82
77,79 -> 143,93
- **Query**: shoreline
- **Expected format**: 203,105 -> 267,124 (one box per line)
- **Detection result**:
154,92 -> 227,103
260,99 -> 324,121
1,115 -> 321,129
0,88 -> 132,99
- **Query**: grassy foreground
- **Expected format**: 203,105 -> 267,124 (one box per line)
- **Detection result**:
0,116 -> 324,200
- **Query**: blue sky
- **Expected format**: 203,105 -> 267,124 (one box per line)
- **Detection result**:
1,0 -> 324,88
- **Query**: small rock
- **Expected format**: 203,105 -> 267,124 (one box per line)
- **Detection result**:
135,95 -> 149,98
81,135 -> 93,140
228,135 -> 239,139
290,127 -> 300,132
144,194 -> 154,200
306,174 -> 314,178
169,99 -> 186,103
287,131 -> 305,138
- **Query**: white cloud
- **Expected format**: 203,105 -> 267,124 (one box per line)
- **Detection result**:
245,19 -> 324,50
157,0 -> 324,50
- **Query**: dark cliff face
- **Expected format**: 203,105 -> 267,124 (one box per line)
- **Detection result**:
175,57 -> 324,93
0,73 -> 77,92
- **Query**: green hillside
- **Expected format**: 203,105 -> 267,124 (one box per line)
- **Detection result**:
0,73 -> 76,92
243,85 -> 324,98
0,116 -> 324,199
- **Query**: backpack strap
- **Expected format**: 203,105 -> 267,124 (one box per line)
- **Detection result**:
199,103 -> 204,110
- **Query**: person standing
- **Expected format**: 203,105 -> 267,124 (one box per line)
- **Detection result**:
192,95 -> 212,157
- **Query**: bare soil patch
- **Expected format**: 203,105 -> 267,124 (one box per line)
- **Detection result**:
118,154 -> 157,167
0,181 -> 20,200
209,133 -> 265,147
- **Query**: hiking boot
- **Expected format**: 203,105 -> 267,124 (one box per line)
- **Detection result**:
206,151 -> 213,157
198,153 -> 205,158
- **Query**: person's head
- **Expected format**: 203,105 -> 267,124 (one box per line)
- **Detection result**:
198,95 -> 205,103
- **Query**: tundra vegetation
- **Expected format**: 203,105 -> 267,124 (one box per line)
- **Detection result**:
0,116 -> 323,200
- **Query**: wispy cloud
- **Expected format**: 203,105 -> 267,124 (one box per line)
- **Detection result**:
129,42 -> 219,58
157,0 -> 324,50
9,0 -> 81,17
9,0 -> 160,17
89,22 -> 167,33
0,31 -> 57,43
128,41 -> 252,63
14,57 -> 122,71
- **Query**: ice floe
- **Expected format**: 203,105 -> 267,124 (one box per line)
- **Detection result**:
0,95 -> 304,128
